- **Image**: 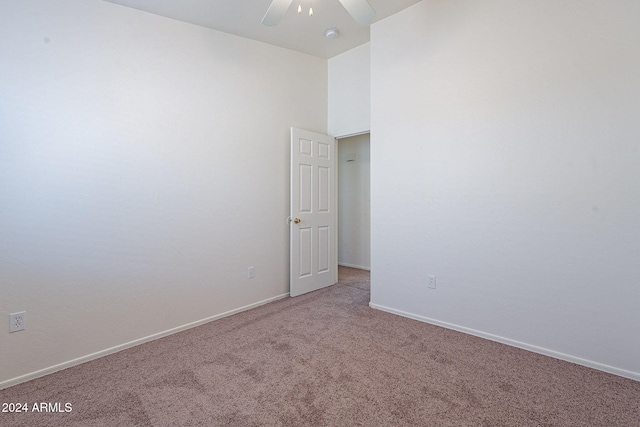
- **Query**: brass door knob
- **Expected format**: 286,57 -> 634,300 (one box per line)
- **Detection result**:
294,218 -> 301,224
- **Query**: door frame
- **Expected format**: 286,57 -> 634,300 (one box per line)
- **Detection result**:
336,132 -> 371,271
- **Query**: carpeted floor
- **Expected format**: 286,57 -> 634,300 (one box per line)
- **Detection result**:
1,266 -> 638,426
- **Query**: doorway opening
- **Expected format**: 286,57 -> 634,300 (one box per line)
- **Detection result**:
337,133 -> 370,271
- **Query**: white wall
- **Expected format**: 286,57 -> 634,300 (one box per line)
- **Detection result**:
370,0 -> 640,380
328,43 -> 370,137
338,134 -> 370,270
0,0 -> 327,386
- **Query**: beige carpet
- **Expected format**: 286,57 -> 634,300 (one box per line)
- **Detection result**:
1,266 -> 638,426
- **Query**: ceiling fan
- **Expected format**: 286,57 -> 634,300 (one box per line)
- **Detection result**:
262,0 -> 376,26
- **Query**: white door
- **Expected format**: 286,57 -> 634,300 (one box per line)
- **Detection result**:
290,127 -> 338,297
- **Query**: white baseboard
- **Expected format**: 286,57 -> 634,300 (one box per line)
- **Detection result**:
369,302 -> 640,382
338,263 -> 370,271
1,293 -> 290,390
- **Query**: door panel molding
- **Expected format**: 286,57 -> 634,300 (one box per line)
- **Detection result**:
290,127 -> 338,297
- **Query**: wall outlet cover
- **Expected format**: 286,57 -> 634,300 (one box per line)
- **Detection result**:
427,275 -> 436,289
9,311 -> 26,333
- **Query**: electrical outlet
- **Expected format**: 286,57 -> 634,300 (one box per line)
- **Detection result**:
9,311 -> 26,333
248,266 -> 255,279
427,275 -> 436,289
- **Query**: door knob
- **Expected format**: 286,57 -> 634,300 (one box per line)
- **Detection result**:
294,218 -> 301,224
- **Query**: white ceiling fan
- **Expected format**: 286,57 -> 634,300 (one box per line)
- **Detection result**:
262,0 -> 376,26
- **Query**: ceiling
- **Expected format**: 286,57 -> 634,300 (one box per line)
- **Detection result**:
101,0 -> 422,58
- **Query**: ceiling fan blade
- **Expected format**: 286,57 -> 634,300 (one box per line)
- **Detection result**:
261,0 -> 293,26
338,0 -> 376,26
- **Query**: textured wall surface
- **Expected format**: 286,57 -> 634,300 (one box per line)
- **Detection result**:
371,0 -> 640,379
0,0 -> 327,385
328,43 -> 370,137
